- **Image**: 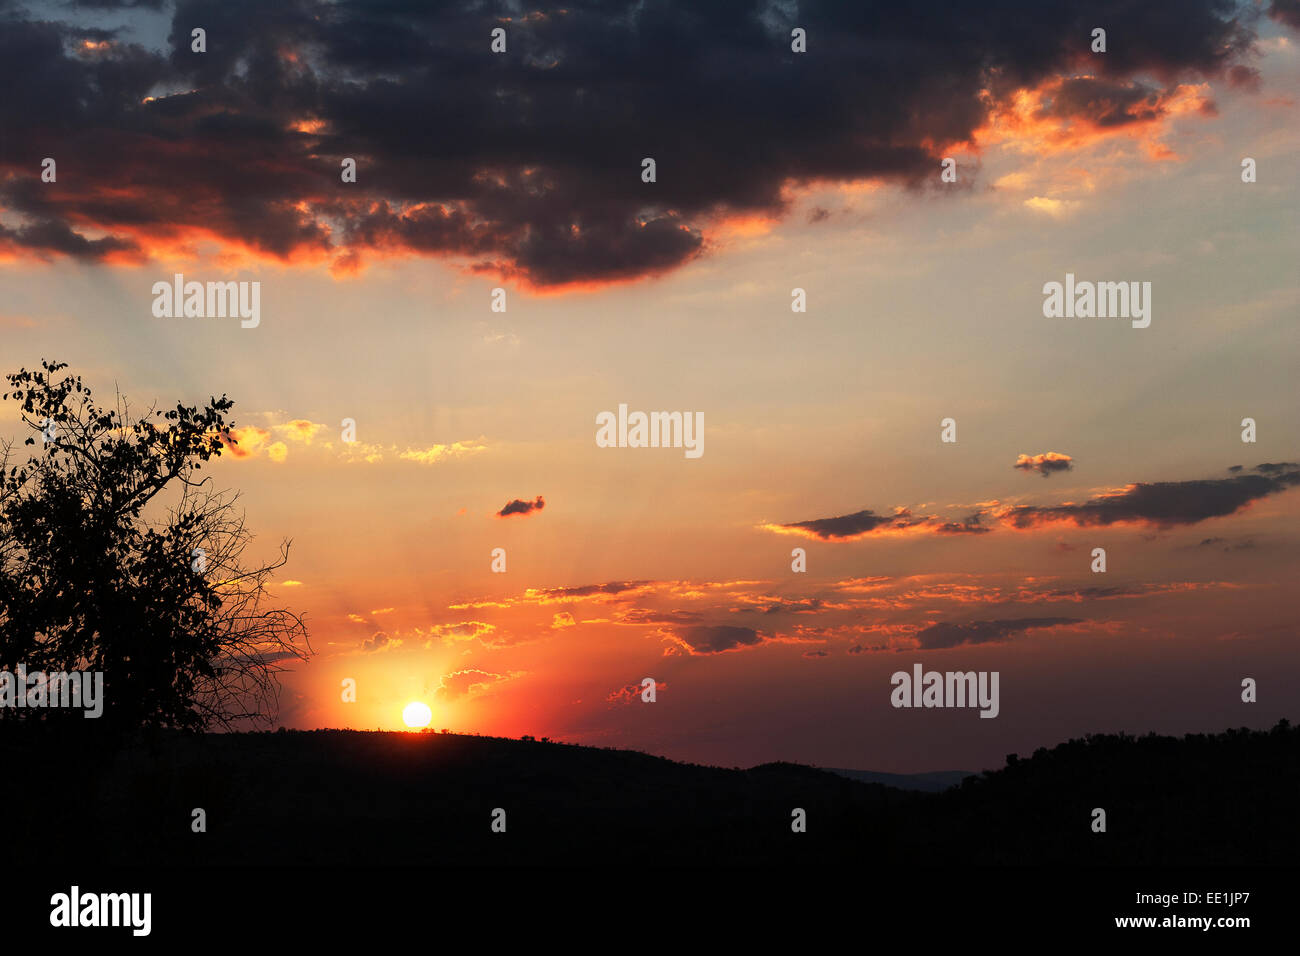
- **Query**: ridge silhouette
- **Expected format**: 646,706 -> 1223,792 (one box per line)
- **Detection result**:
2,719 -> 1294,865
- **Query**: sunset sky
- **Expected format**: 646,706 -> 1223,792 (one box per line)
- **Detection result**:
2,0 -> 1298,772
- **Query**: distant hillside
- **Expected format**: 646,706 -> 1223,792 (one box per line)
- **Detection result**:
822,768 -> 974,792
2,720 -> 1297,865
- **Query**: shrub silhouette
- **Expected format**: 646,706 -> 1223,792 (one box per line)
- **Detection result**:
0,361 -> 309,732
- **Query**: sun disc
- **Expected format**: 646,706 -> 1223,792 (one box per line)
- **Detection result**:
402,701 -> 432,729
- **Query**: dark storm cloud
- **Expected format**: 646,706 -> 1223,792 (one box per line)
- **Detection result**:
915,617 -> 1080,650
1270,0 -> 1300,30
69,1 -> 165,8
0,0 -> 1278,282
1253,462 -> 1297,476
999,463 -> 1300,529
497,495 -> 544,518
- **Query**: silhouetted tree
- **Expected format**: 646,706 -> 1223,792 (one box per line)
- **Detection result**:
0,360 -> 309,732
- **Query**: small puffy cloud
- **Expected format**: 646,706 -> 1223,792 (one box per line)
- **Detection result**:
551,612 -> 576,629
267,441 -> 289,463
497,495 -> 545,518
362,631 -> 401,652
1014,452 -> 1075,477
430,621 -> 496,643
607,680 -> 666,705
667,624 -> 764,655
434,668 -> 515,701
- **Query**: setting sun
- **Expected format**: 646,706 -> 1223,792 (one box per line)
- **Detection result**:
402,701 -> 432,729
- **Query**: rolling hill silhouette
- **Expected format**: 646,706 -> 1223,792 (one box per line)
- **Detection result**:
823,768 -> 974,792
3,720 -> 1296,866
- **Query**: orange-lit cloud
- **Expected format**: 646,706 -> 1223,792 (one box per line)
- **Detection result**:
276,419 -> 325,444
1022,196 -> 1081,218
1014,452 -> 1075,477
434,668 -> 520,701
399,441 -> 488,464
997,462 -> 1300,529
429,621 -> 498,644
223,426 -> 271,459
974,77 -> 1215,160
222,417 -> 486,466
761,507 -> 989,541
607,681 -> 665,705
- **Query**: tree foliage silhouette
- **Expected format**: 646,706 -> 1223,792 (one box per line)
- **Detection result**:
0,360 -> 309,731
